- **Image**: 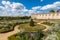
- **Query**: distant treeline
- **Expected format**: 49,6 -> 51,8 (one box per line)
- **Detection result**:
0,16 -> 31,20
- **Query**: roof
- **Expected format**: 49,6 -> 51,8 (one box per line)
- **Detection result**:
31,12 -> 60,15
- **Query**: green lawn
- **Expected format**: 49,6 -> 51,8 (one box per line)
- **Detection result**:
41,21 -> 55,26
18,23 -> 46,32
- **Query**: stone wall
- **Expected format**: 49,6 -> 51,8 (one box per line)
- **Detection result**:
31,12 -> 60,19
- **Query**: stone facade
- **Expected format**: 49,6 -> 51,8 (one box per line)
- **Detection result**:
31,12 -> 60,19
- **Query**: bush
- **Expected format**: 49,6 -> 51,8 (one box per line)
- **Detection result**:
30,19 -> 35,26
37,30 -> 44,40
42,22 -> 55,26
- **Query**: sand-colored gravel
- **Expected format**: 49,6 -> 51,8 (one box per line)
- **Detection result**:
0,25 -> 20,40
37,22 -> 50,32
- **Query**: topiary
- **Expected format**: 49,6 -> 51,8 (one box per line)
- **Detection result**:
30,19 -> 35,26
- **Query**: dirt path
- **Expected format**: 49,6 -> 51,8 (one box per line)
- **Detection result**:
37,22 -> 50,32
0,21 -> 50,40
40,24 -> 50,32
0,25 -> 20,40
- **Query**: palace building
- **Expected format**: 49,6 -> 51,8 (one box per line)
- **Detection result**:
31,12 -> 60,19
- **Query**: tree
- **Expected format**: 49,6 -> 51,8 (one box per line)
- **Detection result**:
50,10 -> 55,13
57,9 -> 60,12
30,19 -> 35,26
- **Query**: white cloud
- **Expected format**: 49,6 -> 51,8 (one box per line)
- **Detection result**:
54,1 -> 60,6
1,1 -> 60,16
28,10 -> 35,14
1,1 -> 28,16
11,3 -> 25,12
29,6 -> 42,14
2,1 -> 6,5
41,1 -> 60,10
41,5 -> 55,10
2,1 -> 11,9
31,1 -> 60,11
28,1 -> 60,14
0,6 -> 4,10
32,6 -> 41,10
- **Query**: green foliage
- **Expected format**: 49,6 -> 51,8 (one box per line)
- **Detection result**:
57,33 -> 60,40
57,9 -> 60,12
30,19 -> 35,26
0,16 -> 31,20
8,31 -> 44,40
37,30 -> 44,40
22,34 -> 29,40
42,22 -> 55,26
18,22 -> 45,32
0,20 -> 29,33
50,10 -> 55,13
32,36 -> 38,40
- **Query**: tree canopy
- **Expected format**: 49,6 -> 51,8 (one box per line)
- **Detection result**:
49,10 -> 55,13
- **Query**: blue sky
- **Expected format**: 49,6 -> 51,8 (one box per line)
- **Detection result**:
4,0 -> 60,9
0,0 -> 60,16
3,0 -> 60,9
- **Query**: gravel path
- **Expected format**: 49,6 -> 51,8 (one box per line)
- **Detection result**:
37,22 -> 50,32
0,25 -> 20,40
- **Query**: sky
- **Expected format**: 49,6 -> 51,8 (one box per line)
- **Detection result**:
0,0 -> 60,16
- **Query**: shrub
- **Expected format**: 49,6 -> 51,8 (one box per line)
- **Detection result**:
37,30 -> 44,40
30,19 -> 35,26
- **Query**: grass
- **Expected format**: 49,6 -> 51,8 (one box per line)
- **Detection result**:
8,21 -> 46,40
8,35 -> 19,40
0,20 -> 29,33
0,25 -> 14,33
8,20 -> 60,40
41,21 -> 55,26
8,28 -> 45,40
18,22 -> 46,32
